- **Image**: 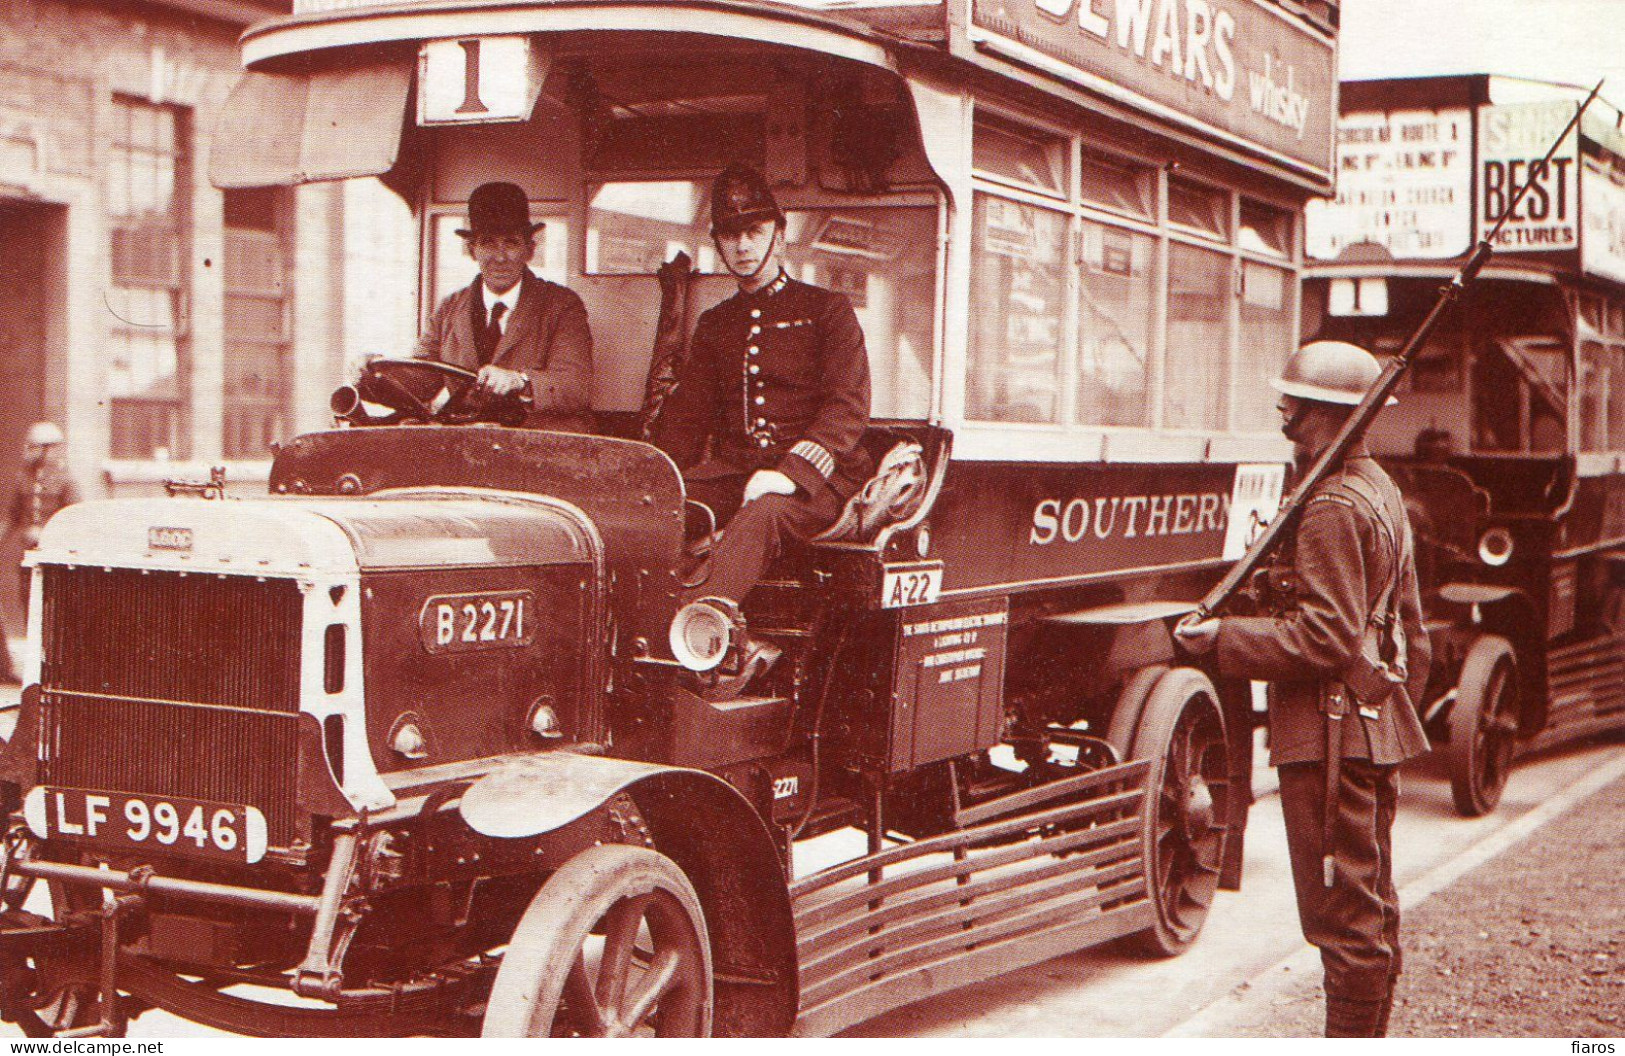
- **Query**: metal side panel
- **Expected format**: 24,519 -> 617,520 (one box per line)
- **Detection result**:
790,759 -> 1151,1037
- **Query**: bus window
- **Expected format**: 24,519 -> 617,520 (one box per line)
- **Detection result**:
429,210 -> 570,306
1076,219 -> 1153,427
1237,261 -> 1294,429
971,114 -> 1067,199
1168,177 -> 1230,241
1476,337 -> 1567,453
586,181 -> 717,275
1078,151 -> 1155,221
784,207 -> 936,420
968,194 -> 1067,424
1165,242 -> 1230,430
1579,339 -> 1625,452
584,181 -> 937,419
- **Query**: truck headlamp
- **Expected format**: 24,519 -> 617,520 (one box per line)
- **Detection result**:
1478,526 -> 1514,567
669,597 -> 745,672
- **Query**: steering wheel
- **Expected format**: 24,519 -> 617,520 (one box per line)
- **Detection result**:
334,358 -> 530,427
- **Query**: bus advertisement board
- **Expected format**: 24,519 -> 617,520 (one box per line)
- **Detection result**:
969,0 -> 1336,179
1305,108 -> 1473,261
1477,99 -> 1580,252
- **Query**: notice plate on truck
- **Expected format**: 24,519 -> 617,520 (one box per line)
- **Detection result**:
881,562 -> 943,608
23,787 -> 269,865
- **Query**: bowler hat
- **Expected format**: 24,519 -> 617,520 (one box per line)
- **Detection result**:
456,182 -> 544,238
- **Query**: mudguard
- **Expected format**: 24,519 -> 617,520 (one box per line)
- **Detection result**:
459,753 -> 668,838
459,752 -> 799,1037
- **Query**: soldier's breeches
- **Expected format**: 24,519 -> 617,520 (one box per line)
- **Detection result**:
683,478 -> 840,604
1278,759 -> 1403,1002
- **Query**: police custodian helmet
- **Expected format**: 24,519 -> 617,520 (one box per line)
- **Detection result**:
710,164 -> 785,237
1271,340 -> 1397,407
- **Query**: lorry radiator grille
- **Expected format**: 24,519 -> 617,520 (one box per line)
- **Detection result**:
41,566 -> 302,712
39,692 -> 301,847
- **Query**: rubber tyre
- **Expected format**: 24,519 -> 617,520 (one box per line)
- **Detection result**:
1446,633 -> 1519,817
482,845 -> 713,1038
1128,667 -> 1231,957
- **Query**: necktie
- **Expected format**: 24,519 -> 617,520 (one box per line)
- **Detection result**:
481,301 -> 507,365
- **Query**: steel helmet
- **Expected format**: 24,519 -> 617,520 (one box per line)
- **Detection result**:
1271,340 -> 1396,407
710,164 -> 784,237
25,421 -> 65,447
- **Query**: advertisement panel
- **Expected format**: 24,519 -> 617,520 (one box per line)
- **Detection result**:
1476,100 -> 1580,252
969,0 -> 1337,178
1305,108 -> 1473,261
1581,158 -> 1625,285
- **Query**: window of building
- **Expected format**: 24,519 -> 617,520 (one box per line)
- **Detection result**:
107,96 -> 189,460
1168,176 -> 1230,240
972,114 -> 1068,198
1076,220 -> 1155,427
1078,150 -> 1155,220
222,188 -> 291,459
1164,242 -> 1230,430
968,194 -> 1068,423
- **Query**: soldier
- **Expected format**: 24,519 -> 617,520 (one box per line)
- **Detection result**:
1175,341 -> 1431,1038
416,181 -> 594,433
654,165 -> 872,680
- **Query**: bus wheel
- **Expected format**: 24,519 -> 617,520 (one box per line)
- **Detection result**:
1129,668 -> 1230,957
482,845 -> 713,1037
1447,634 -> 1520,817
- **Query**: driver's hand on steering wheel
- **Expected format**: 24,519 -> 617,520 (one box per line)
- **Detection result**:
475,365 -> 530,399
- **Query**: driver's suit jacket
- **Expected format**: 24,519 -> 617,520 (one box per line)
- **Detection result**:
415,271 -> 595,433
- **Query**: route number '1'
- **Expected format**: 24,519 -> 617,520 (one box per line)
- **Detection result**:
455,40 -> 487,115
418,37 -> 548,126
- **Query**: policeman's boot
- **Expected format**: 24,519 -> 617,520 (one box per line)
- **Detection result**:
1325,996 -> 1385,1038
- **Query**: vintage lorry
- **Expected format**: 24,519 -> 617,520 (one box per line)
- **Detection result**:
0,0 -> 1342,1036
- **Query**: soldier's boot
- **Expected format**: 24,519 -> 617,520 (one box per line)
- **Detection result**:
1325,996 -> 1385,1038
1374,979 -> 1397,1037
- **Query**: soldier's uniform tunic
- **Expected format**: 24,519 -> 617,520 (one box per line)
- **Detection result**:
1214,450 -> 1430,1015
656,269 -> 872,603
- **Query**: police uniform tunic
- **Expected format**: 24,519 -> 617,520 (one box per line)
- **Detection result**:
655,270 -> 872,603
1214,451 -> 1430,1010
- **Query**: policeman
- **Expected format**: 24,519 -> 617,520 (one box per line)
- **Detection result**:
654,165 -> 872,675
1176,341 -> 1431,1038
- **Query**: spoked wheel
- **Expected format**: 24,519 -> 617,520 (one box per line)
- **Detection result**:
1447,634 -> 1520,817
1129,668 -> 1231,957
482,845 -> 712,1038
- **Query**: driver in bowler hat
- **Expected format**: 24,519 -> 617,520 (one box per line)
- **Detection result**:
414,181 -> 594,432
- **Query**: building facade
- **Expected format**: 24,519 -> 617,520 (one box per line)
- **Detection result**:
0,0 -> 415,635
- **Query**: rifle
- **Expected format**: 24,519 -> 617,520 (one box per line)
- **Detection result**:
1189,79 -> 1603,624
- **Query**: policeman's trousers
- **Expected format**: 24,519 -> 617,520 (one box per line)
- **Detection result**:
1278,758 -> 1403,1003
684,474 -> 841,605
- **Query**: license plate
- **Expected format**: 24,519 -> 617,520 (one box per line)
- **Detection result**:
23,787 -> 268,865
881,563 -> 943,608
419,590 -> 537,654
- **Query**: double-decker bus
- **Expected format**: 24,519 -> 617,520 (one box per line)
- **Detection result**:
0,0 -> 1338,1036
1304,75 -> 1625,816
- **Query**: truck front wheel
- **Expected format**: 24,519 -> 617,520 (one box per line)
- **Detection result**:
482,845 -> 713,1037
